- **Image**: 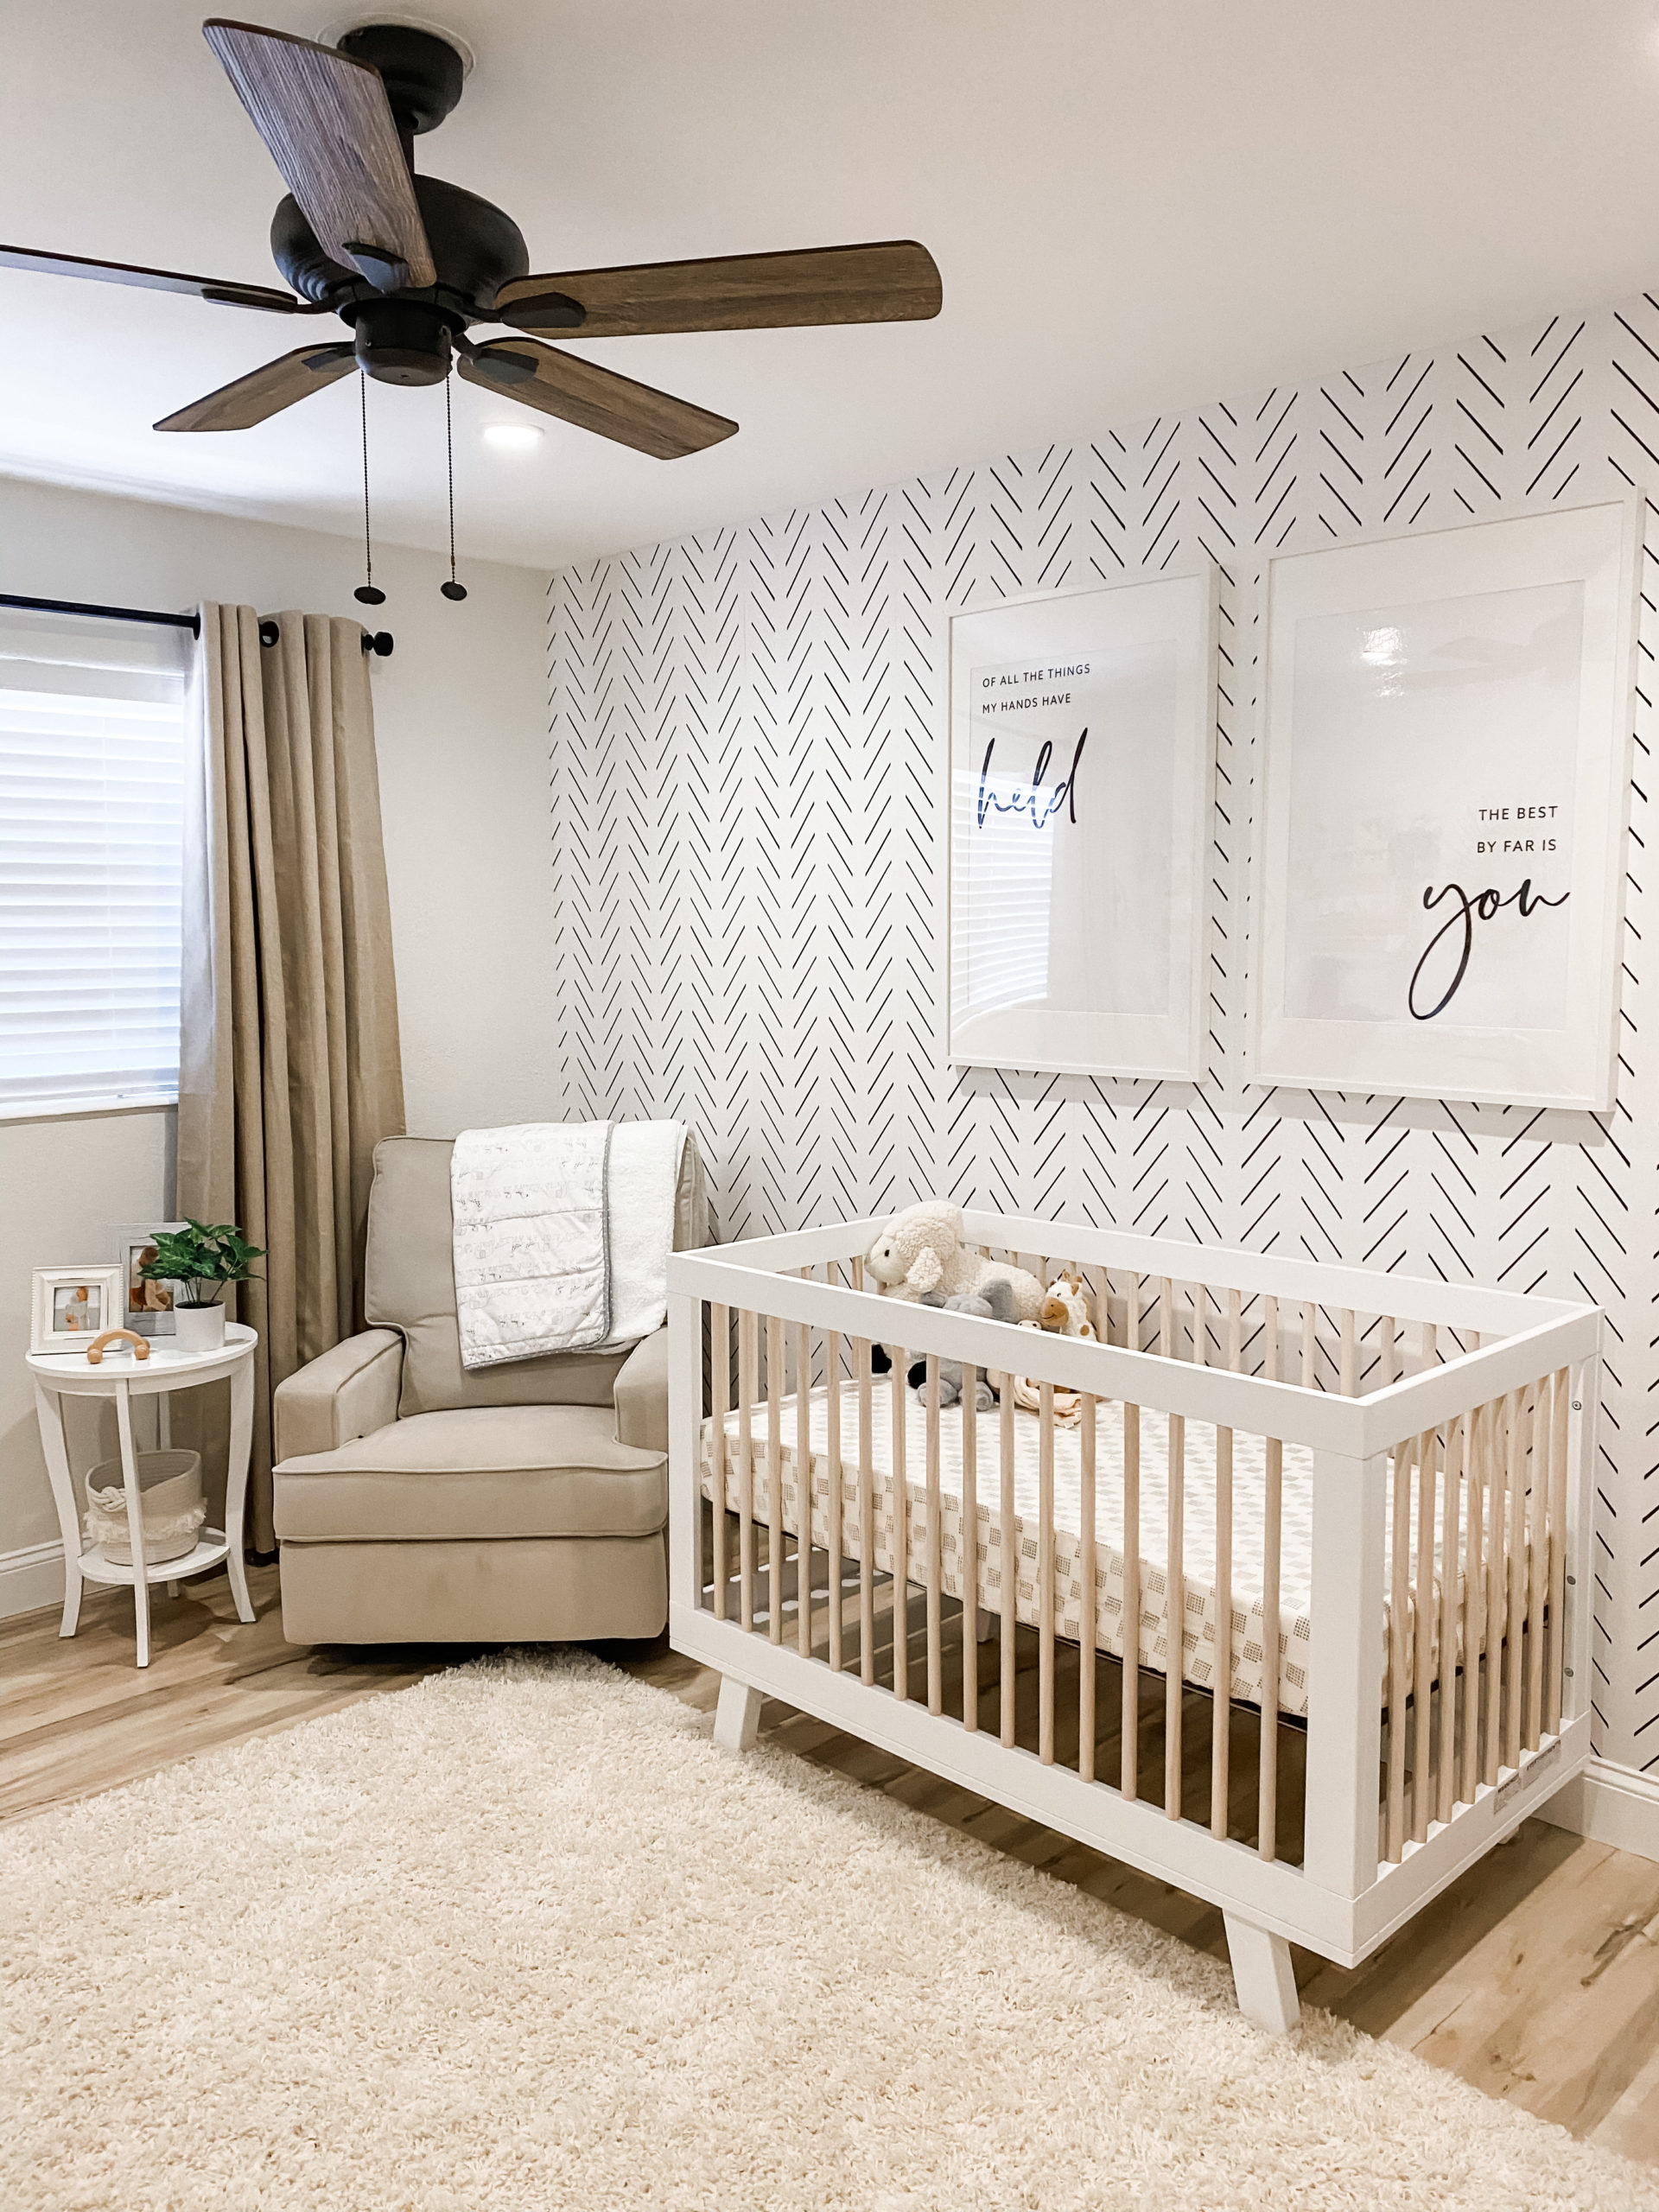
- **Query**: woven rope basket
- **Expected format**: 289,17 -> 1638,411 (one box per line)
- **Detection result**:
84,1448 -> 205,1565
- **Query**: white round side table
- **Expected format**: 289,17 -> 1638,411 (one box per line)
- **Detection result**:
29,1322 -> 257,1668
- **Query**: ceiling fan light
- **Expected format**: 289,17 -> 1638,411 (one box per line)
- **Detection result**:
482,422 -> 543,451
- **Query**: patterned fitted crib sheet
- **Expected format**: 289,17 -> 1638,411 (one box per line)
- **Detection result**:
699,1385 -> 1522,1719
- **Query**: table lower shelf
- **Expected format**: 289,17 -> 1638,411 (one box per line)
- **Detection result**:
74,1529 -> 231,1588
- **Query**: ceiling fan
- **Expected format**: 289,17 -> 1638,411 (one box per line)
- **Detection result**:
0,16 -> 944,459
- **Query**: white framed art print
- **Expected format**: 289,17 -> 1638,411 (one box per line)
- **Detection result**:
1251,500 -> 1639,1110
946,569 -> 1214,1079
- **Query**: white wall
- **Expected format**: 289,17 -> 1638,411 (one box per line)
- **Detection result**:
0,476 -> 555,1586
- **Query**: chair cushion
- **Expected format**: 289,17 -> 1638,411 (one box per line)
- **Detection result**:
272,1405 -> 667,1542
364,1132 -> 708,1416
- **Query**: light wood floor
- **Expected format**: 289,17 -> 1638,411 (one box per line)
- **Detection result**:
6,1564 -> 1659,2164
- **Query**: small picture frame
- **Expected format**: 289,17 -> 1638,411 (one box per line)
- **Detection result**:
113,1222 -> 188,1338
31,1265 -> 126,1355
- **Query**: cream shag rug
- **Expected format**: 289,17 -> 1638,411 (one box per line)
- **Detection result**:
3,1653 -> 1654,2212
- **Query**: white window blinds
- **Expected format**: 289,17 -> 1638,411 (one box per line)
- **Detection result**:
0,613 -> 189,1115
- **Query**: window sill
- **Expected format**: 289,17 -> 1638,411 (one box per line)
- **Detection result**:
0,1093 -> 179,1127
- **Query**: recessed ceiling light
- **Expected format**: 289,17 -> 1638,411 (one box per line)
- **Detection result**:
482,422 -> 545,452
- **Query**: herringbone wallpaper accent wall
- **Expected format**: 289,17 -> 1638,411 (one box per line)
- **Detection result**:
547,293 -> 1659,1773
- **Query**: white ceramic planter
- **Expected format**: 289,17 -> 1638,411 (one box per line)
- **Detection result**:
173,1303 -> 226,1355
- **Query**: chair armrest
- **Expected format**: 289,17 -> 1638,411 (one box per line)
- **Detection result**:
274,1329 -> 404,1463
613,1328 -> 669,1452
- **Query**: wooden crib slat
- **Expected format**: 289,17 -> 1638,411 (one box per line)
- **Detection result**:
1526,1376 -> 1548,1752
891,1344 -> 909,1703
1438,1414 -> 1465,1826
798,1283 -> 813,1660
766,1313 -> 785,1645
1253,1297 -> 1281,1861
1156,1279 -> 1182,1821
962,1364 -> 979,1733
1484,1392 -> 1511,1788
1339,1307 -> 1357,1397
1039,1382 -> 1056,1764
1460,1399 -> 1487,1808
1212,1414 -> 1233,1842
738,1308 -> 757,1634
1260,1432 -> 1282,1862
711,1301 -> 730,1620
1546,1367 -> 1570,1737
857,1333 -> 875,1688
1001,1386 -> 1017,1748
925,1356 -> 944,1718
1504,1388 -> 1529,1774
1122,1401 -> 1141,1799
827,1316 -> 843,1675
1207,1287 -> 1242,1843
1301,1302 -> 1317,1389
1166,1406 -> 1185,1821
1079,1390 -> 1097,1783
1412,1426 -> 1437,1846
1382,1314 -> 1397,1387
1385,1437 -> 1412,1863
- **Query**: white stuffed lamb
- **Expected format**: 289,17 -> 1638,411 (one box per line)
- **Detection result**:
864,1199 -> 1044,1324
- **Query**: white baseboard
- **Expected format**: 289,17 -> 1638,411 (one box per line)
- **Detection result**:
1541,1757 -> 1659,1864
0,1540 -> 64,1621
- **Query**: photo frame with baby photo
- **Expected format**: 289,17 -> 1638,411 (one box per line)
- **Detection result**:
113,1222 -> 188,1338
30,1265 -> 125,1355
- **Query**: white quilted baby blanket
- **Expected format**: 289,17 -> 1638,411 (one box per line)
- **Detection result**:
451,1121 -> 613,1367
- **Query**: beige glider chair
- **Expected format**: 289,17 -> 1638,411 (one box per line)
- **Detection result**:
272,1134 -> 706,1644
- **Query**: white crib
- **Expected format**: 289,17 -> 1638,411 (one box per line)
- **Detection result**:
664,1214 -> 1598,2031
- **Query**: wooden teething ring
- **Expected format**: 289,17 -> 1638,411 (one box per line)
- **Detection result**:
86,1329 -> 150,1364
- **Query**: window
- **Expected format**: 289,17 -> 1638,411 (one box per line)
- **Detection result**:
0,614 -> 189,1116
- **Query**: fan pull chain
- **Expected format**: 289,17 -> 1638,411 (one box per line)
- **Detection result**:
441,372 -> 467,601
353,375 -> 385,607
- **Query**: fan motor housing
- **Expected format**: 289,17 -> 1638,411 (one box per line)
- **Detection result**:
270,175 -> 530,332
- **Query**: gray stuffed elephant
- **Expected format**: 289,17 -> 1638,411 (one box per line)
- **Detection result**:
905,1279 -> 1016,1409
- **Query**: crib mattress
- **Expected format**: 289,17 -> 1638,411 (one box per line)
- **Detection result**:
699,1386 -> 1521,1719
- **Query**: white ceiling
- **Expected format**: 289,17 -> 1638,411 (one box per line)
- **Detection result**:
5,0 -> 1659,572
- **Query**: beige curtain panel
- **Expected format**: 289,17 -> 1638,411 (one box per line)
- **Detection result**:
177,606 -> 404,1552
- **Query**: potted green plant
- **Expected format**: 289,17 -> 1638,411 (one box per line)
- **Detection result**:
138,1220 -> 264,1354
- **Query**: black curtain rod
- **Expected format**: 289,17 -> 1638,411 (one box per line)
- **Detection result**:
0,592 -> 393,657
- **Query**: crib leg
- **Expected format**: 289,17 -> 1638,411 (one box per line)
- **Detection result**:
713,1675 -> 765,1755
1223,1914 -> 1300,2034
976,1607 -> 994,1643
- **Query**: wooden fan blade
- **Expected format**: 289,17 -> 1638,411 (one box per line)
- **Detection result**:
154,342 -> 355,431
457,340 -> 737,459
0,241 -> 315,312
493,240 -> 942,338
203,20 -> 434,291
